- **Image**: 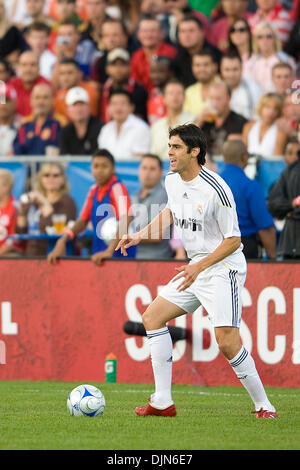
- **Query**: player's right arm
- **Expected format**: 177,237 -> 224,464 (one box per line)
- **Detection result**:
116,207 -> 173,257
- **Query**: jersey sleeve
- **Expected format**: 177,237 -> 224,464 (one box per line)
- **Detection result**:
80,186 -> 96,222
110,183 -> 131,220
214,186 -> 241,239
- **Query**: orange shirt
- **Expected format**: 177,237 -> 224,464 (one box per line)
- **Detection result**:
54,81 -> 100,119
48,0 -> 88,21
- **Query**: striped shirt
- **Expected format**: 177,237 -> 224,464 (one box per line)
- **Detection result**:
248,4 -> 295,44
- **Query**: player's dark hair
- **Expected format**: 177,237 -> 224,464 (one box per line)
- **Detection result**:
92,149 -> 115,165
169,124 -> 207,166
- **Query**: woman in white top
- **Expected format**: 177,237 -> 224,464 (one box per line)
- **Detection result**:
242,92 -> 288,159
244,21 -> 296,93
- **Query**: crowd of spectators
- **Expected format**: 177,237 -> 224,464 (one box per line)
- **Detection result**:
0,0 -> 299,261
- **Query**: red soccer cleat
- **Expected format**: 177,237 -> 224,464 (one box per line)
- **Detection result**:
135,401 -> 177,417
251,408 -> 279,419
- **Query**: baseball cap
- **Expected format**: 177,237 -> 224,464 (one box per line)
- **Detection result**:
107,48 -> 130,64
66,86 -> 89,106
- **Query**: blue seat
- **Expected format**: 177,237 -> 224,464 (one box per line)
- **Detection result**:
256,160 -> 286,197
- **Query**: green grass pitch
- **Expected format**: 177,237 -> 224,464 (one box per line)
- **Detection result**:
0,381 -> 299,450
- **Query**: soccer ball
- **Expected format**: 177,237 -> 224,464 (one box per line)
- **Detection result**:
100,217 -> 118,245
67,384 -> 105,417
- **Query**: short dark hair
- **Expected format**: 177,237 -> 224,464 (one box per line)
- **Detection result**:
108,88 -> 133,103
92,149 -> 115,165
179,14 -> 203,30
26,21 -> 51,36
193,48 -> 218,63
221,51 -> 242,64
163,78 -> 184,94
169,124 -> 207,165
101,17 -> 128,37
59,58 -> 81,70
141,153 -> 163,169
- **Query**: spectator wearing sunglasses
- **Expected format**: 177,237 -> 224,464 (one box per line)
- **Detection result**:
228,18 -> 254,78
248,0 -> 295,46
244,21 -> 296,93
209,0 -> 251,53
16,162 -> 77,256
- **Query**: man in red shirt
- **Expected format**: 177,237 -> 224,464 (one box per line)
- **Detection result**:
9,51 -> 50,119
0,170 -> 19,256
130,16 -> 177,93
248,0 -> 295,45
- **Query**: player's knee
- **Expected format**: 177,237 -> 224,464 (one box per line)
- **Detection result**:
141,308 -> 152,331
142,306 -> 162,331
215,334 -> 236,359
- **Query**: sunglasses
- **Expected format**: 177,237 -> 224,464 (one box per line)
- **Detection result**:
230,27 -> 248,33
42,173 -> 62,178
257,34 -> 273,40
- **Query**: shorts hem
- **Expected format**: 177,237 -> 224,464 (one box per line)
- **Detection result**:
158,293 -> 196,315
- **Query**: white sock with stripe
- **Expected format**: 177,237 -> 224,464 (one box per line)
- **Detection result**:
229,346 -> 275,412
146,327 -> 174,408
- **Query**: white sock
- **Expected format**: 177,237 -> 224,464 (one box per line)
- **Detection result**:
229,346 -> 275,412
146,327 -> 173,408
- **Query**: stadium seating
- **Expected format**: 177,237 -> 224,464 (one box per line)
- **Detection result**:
0,157 -> 285,213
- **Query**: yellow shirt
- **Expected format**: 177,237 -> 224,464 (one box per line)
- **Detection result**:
184,82 -> 209,117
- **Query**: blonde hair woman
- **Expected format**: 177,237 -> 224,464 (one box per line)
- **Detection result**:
242,92 -> 288,159
244,21 -> 296,93
16,162 -> 77,256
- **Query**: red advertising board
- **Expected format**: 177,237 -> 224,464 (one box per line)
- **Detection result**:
0,259 -> 299,387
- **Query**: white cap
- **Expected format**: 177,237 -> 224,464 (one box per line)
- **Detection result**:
66,86 -> 89,106
107,48 -> 130,64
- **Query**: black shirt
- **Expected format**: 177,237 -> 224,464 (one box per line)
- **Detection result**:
0,26 -> 23,57
201,110 -> 247,157
170,41 -> 222,88
59,116 -> 102,155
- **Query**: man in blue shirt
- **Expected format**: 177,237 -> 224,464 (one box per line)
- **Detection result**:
14,83 -> 67,156
219,139 -> 276,259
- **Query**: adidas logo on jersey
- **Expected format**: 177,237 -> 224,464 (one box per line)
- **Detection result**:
182,192 -> 188,199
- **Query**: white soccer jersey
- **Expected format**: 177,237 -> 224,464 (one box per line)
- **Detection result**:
165,166 -> 243,261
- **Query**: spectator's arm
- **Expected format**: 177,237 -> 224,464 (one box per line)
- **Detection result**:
267,173 -> 293,219
258,226 -> 276,259
274,129 -> 288,156
0,241 -> 14,256
13,126 -> 27,155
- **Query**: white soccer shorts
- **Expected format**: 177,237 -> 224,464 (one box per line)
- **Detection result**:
159,256 -> 247,328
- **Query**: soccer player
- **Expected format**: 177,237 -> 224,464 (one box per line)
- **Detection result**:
116,123 -> 278,419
